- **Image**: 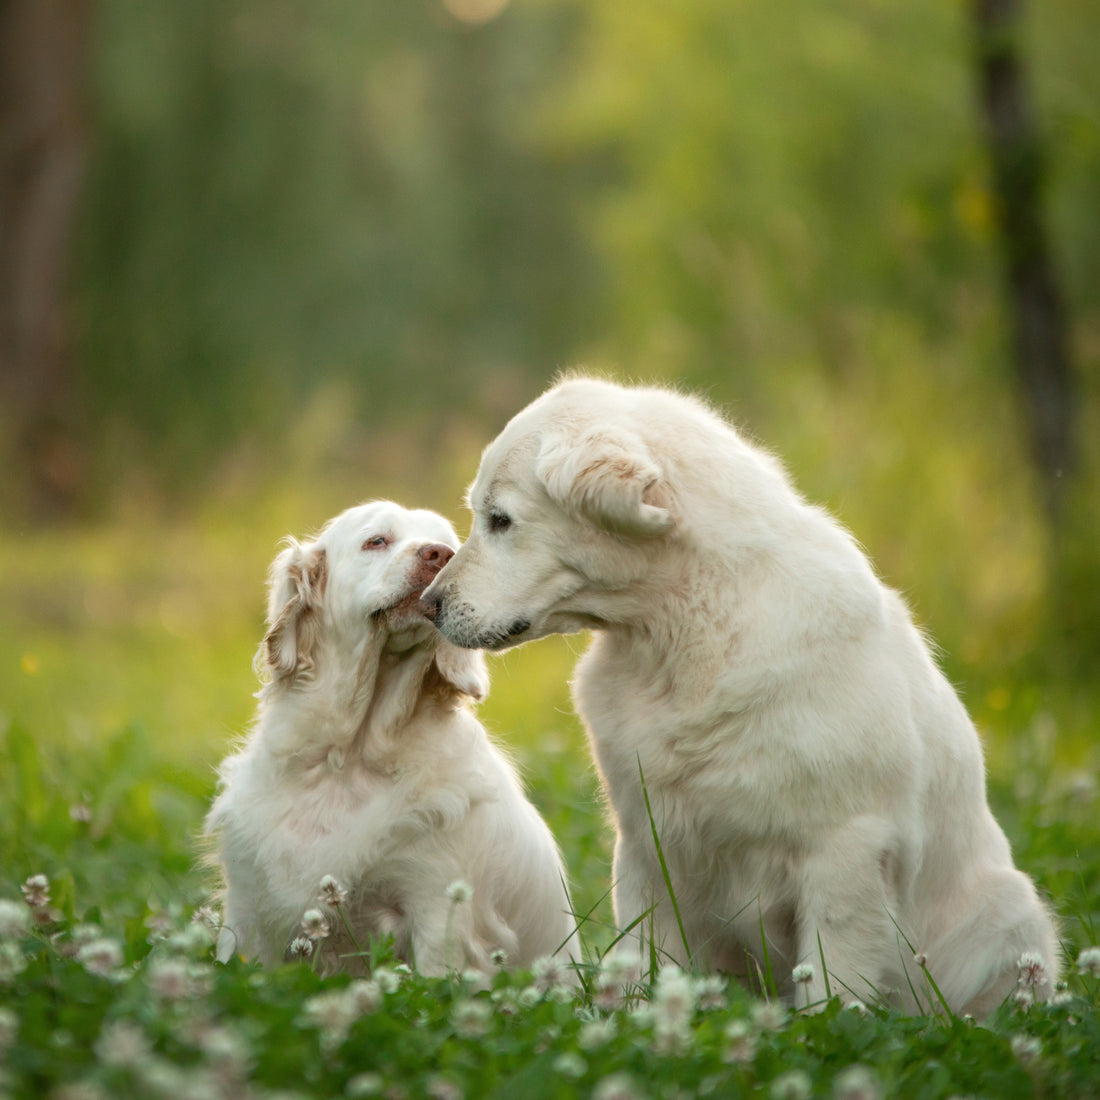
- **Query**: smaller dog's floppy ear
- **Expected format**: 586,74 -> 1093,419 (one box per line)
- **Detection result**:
536,429 -> 674,537
261,539 -> 328,681
433,639 -> 490,702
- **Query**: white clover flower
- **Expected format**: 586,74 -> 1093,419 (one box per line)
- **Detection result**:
133,1059 -> 194,1098
301,989 -> 355,1049
791,962 -> 815,985
446,880 -> 474,903
646,994 -> 690,1051
93,1020 -> 152,1068
553,1052 -> 587,1080
490,948 -> 508,967
372,966 -> 402,993
198,1024 -> 253,1082
833,1064 -> 881,1100
599,950 -> 643,987
1010,1034 -> 1042,1065
192,905 -> 221,933
652,965 -> 696,1024
52,1082 -> 110,1100
21,874 -> 50,908
77,938 -> 124,978
517,985 -> 542,1009
490,988 -> 520,1018
1017,952 -> 1047,990
347,979 -> 384,1015
1076,945 -> 1100,978
770,1070 -> 813,1100
0,942 -> 27,983
722,1019 -> 757,1064
318,875 -> 348,908
751,1000 -> 788,1032
300,909 -> 330,941
346,1073 -> 385,1097
578,1017 -> 617,1051
451,998 -> 492,1039
287,936 -> 313,960
0,900 -> 29,940
426,1077 -> 463,1100
0,1006 -> 18,1050
592,950 -> 641,1011
694,973 -> 728,1010
1013,987 -> 1034,1009
146,956 -> 193,1001
592,975 -> 625,1012
165,921 -> 214,955
70,923 -> 103,948
913,953 -> 928,968
592,1073 -> 642,1100
144,911 -> 174,940
845,1000 -> 870,1017
531,954 -> 571,993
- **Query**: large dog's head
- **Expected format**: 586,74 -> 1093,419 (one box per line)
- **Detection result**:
262,501 -> 488,701
421,378 -> 679,650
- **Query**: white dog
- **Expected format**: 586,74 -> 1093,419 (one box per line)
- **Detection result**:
421,376 -> 1059,1014
206,501 -> 577,977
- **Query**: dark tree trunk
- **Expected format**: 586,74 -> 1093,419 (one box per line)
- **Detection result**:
0,0 -> 91,515
971,0 -> 1076,524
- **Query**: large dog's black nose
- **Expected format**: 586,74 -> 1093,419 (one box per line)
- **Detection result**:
419,588 -> 443,621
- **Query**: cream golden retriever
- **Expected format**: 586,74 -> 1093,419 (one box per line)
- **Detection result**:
206,501 -> 577,976
421,376 -> 1059,1014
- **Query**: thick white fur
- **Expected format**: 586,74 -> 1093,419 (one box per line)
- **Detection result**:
422,377 -> 1059,1014
206,501 -> 577,976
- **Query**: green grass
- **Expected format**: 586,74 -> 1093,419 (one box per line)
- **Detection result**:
2,479 -> 1099,1099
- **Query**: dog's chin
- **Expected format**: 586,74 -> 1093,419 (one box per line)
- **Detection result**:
457,617 -> 534,651
380,592 -> 437,653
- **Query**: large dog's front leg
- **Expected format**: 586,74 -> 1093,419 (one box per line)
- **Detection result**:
611,833 -> 693,969
792,818 -> 905,1010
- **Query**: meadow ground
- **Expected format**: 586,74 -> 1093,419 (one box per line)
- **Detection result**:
1,477 -> 1098,1099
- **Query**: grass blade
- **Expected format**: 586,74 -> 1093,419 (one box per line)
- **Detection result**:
637,755 -> 692,965
816,929 -> 833,1000
757,906 -> 777,999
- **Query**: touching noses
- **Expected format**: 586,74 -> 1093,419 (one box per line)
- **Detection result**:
417,542 -> 454,572
416,543 -> 452,620
411,543 -> 448,616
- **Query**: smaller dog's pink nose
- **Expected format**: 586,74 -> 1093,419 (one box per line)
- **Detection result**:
417,543 -> 454,573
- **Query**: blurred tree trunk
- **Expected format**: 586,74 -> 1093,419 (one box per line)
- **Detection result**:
972,0 -> 1076,524
0,0 -> 91,514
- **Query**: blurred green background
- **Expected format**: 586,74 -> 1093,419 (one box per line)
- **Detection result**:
1,0 -> 1098,891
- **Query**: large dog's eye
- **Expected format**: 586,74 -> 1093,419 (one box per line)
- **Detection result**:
362,535 -> 390,551
488,511 -> 512,533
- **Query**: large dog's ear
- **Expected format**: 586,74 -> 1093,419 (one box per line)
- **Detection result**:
536,429 -> 674,537
433,640 -> 490,702
261,539 -> 328,681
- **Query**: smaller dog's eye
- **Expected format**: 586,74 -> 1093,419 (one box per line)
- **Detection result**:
488,512 -> 512,533
362,535 -> 389,551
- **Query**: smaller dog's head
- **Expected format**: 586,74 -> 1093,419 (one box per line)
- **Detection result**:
261,501 -> 489,702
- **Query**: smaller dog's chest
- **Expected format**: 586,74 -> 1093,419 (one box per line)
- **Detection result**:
283,768 -> 481,851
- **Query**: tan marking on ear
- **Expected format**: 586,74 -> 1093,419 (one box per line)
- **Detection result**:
260,545 -> 328,683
